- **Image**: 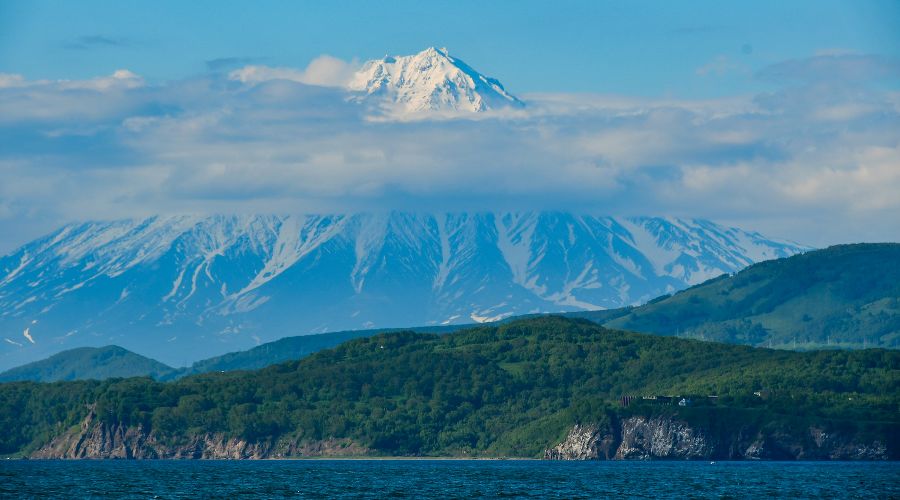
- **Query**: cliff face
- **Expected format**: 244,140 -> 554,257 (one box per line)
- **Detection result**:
543,424 -> 618,460
30,409 -> 369,459
615,416 -> 713,459
544,416 -> 890,461
26,409 -> 890,460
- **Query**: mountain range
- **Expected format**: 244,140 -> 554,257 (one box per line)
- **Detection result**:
0,213 -> 803,371
3,243 -> 897,382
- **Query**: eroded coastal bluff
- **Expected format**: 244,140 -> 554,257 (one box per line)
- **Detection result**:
28,409 -> 891,461
544,418 -> 889,461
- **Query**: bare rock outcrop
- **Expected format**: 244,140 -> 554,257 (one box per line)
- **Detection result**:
544,416 -> 891,461
30,408 -> 369,459
615,416 -> 712,459
31,409 -> 159,459
543,424 -> 617,460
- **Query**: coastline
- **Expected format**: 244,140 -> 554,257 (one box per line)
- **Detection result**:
6,456 -> 897,462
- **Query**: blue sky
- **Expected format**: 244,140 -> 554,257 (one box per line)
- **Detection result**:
1,0 -> 897,96
0,1 -> 899,251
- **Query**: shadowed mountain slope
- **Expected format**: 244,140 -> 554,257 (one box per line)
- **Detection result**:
583,244 -> 900,349
0,346 -> 174,382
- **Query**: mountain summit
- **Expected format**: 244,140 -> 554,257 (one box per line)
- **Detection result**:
348,47 -> 524,113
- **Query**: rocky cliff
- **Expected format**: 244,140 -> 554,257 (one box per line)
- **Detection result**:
544,416 -> 890,461
23,408 -> 891,460
30,408 -> 369,459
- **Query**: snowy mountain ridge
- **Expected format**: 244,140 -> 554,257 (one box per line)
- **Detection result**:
0,212 -> 806,370
348,47 -> 524,113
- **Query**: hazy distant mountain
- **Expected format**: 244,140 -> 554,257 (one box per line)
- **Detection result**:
348,47 -> 524,113
0,345 -> 174,382
0,212 -> 803,370
576,244 -> 899,349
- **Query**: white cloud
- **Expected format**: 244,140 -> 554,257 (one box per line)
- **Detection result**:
0,54 -> 898,252
60,69 -> 143,91
229,55 -> 359,88
0,73 -> 27,89
0,69 -> 146,124
0,69 -> 142,91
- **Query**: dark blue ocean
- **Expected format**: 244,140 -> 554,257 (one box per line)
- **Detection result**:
1,460 -> 898,499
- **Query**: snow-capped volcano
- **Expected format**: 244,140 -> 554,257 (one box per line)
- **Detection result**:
0,213 -> 805,370
348,47 -> 524,113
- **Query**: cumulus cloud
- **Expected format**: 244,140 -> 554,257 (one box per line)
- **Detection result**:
59,69 -> 144,91
0,69 -> 145,125
0,53 -> 898,252
229,55 -> 359,88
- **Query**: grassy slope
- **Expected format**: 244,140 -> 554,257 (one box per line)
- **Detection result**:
602,244 -> 900,349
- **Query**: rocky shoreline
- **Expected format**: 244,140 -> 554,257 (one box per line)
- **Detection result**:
29,408 -> 369,460
544,416 -> 890,461
23,409 -> 891,460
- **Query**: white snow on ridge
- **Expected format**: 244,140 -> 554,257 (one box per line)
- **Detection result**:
0,212 -> 806,369
495,212 -> 540,290
433,215 -> 453,290
240,215 -> 349,296
349,47 -> 524,114
618,218 -> 680,278
0,252 -> 31,287
350,214 -> 389,293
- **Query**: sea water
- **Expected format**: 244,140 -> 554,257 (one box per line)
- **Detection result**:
1,460 -> 897,499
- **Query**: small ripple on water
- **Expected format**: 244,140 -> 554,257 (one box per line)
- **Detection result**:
0,460 -> 898,499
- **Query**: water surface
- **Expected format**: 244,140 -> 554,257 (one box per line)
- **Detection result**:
2,460 -> 897,499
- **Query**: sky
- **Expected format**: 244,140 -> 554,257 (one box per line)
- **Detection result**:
0,0 -> 899,252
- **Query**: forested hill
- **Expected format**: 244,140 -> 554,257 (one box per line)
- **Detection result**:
578,244 -> 899,349
173,325 -> 462,378
0,346 -> 174,382
1,317 -> 896,459
0,326 -> 467,383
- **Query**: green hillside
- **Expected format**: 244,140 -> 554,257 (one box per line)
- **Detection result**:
172,324 -> 464,379
0,346 -> 175,382
598,244 -> 900,349
1,326 -> 469,383
1,317 -> 896,458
